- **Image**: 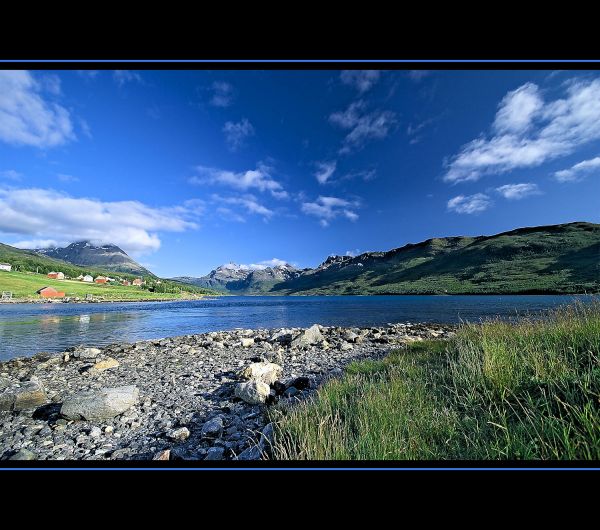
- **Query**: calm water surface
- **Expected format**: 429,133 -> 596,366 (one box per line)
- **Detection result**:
0,295 -> 593,361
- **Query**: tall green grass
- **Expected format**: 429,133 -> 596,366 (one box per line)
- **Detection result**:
272,302 -> 600,460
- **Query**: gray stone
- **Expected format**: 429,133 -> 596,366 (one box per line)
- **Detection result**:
234,380 -> 270,405
90,426 -> 102,438
291,324 -> 323,348
168,427 -> 190,441
75,347 -> 102,360
0,378 -> 48,411
61,385 -> 139,421
240,338 -> 254,348
201,417 -> 224,438
236,444 -> 262,460
205,447 -> 225,460
153,449 -> 171,460
283,386 -> 299,398
340,342 -> 353,351
237,362 -> 283,385
9,449 -> 37,460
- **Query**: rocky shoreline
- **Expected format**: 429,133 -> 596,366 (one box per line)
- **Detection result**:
0,322 -> 455,462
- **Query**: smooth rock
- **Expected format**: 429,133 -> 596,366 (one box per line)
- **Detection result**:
0,379 -> 48,411
201,417 -> 224,438
153,449 -> 171,460
236,444 -> 262,460
60,385 -> 139,421
75,347 -> 102,360
283,386 -> 299,398
241,338 -> 254,348
237,362 -> 283,385
291,324 -> 323,348
92,358 -> 120,372
205,447 -> 225,460
9,449 -> 37,460
234,380 -> 270,405
340,342 -> 353,351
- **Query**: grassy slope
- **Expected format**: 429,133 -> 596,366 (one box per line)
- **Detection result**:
271,222 -> 600,295
0,271 -> 210,301
272,302 -> 600,460
0,243 -> 218,300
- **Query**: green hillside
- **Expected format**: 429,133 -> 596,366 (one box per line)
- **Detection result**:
0,242 -> 217,300
271,222 -> 600,295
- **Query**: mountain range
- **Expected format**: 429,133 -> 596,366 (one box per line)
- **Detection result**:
173,222 -> 600,295
34,241 -> 152,276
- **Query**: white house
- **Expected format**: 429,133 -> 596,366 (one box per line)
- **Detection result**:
0,263 -> 11,272
83,275 -> 93,282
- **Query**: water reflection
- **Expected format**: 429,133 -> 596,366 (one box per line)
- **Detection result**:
0,295 -> 593,361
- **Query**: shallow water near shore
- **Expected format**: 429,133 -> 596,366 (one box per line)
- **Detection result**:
0,295 -> 593,361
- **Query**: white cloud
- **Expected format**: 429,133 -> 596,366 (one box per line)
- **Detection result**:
190,164 -> 285,198
0,70 -> 75,148
0,187 -> 200,255
340,70 -> 380,93
554,155 -> 600,182
493,83 -> 543,134
345,249 -> 360,257
408,71 -> 430,82
13,238 -> 61,249
209,81 -> 234,107
314,160 -> 337,184
220,258 -> 289,271
444,78 -> 600,183
212,194 -> 274,219
57,173 -> 79,183
222,118 -> 254,151
113,70 -> 143,86
0,169 -> 22,181
301,196 -> 360,227
447,193 -> 491,214
496,183 -> 541,200
41,74 -> 62,96
329,100 -> 396,154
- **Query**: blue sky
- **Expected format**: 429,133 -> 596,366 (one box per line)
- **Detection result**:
0,68 -> 599,277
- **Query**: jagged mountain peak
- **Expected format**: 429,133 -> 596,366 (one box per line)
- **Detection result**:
33,241 -> 151,276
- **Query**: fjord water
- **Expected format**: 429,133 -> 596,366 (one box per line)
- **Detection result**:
0,295 -> 593,361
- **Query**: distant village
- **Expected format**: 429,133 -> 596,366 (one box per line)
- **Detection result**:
0,261 -> 149,300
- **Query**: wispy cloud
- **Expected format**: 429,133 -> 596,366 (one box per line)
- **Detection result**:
113,70 -> 143,86
340,70 -> 380,93
301,196 -> 360,227
447,193 -> 491,214
496,183 -> 541,200
314,160 -> 337,184
0,187 -> 201,255
408,71 -> 430,82
444,78 -> 600,183
407,118 -> 435,144
222,118 -> 255,151
329,100 -> 396,154
345,249 -> 360,257
57,173 -> 79,183
209,81 -> 234,107
554,155 -> 600,182
189,163 -> 286,198
0,70 -> 75,148
0,170 -> 22,181
212,193 -> 274,220
77,70 -> 99,80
